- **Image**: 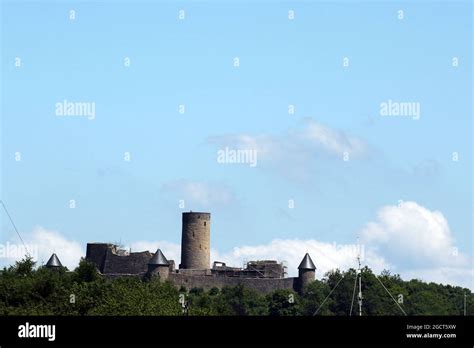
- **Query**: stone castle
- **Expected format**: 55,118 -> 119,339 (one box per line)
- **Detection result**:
50,212 -> 317,294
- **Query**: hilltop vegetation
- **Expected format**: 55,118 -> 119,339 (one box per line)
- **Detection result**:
0,257 -> 471,316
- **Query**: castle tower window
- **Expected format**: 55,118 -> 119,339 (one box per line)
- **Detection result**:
204,221 -> 206,226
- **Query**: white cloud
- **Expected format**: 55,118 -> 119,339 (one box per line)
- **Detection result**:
160,179 -> 236,209
301,120 -> 369,158
207,119 -> 371,181
207,119 -> 370,159
360,201 -> 472,289
1,226 -> 84,270
361,201 -> 469,268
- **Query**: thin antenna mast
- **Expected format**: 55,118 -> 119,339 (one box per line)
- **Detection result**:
357,239 -> 362,316
317,238 -> 408,316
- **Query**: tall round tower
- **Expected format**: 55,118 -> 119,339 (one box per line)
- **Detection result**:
180,212 -> 210,269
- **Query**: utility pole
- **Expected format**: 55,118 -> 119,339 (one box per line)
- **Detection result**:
357,253 -> 362,316
355,238 -> 362,316
464,293 -> 466,316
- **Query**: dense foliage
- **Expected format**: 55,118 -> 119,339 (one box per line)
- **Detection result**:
0,257 -> 471,316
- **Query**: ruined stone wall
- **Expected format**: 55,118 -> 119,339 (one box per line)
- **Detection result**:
177,269 -> 212,276
169,273 -> 296,294
86,243 -> 110,273
102,249 -> 152,274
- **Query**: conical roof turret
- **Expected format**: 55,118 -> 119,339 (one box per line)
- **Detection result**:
46,253 -> 63,268
298,253 -> 316,270
149,249 -> 169,266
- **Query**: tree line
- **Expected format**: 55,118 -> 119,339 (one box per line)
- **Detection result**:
0,257 -> 471,316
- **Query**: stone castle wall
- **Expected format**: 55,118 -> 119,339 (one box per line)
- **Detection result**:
86,243 -> 109,273
169,273 -> 296,294
103,249 -> 152,274
87,243 -> 151,274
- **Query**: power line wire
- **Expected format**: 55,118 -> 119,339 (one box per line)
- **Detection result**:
1,200 -> 30,256
313,274 -> 345,316
374,274 -> 407,316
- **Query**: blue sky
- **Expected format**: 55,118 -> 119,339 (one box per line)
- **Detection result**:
1,1 -> 472,287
